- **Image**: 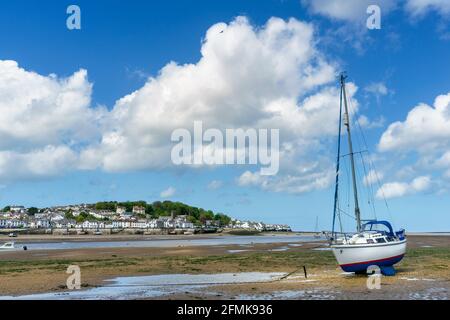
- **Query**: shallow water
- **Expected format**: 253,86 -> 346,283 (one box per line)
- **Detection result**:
288,243 -> 303,247
409,287 -> 449,300
0,235 -> 317,251
0,272 -> 286,300
312,247 -> 332,251
400,277 -> 436,282
227,249 -> 250,253
237,289 -> 337,300
269,246 -> 290,252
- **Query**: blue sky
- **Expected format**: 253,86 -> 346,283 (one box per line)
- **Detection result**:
1,0 -> 450,231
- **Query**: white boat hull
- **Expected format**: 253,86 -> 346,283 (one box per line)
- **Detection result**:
331,239 -> 407,273
0,242 -> 15,250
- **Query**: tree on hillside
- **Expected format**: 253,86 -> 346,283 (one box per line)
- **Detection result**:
88,199 -> 231,226
214,213 -> 231,226
95,202 -> 117,211
27,207 -> 39,216
65,210 -> 75,220
75,212 -> 101,223
199,211 -> 215,224
145,204 -> 154,217
117,201 -> 147,212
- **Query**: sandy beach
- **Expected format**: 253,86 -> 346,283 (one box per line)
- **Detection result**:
0,234 -> 449,299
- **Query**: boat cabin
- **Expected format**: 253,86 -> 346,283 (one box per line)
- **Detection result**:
334,220 -> 405,245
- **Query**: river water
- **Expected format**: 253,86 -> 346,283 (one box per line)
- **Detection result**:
2,235 -> 320,251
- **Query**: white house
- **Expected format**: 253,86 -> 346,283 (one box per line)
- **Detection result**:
131,220 -> 148,229
89,211 -> 109,220
116,206 -> 126,215
112,220 -> 132,229
112,221 -> 121,229
119,212 -> 134,220
34,213 -> 48,220
0,219 -> 8,228
132,206 -> 146,215
36,219 -> 51,229
157,216 -> 175,229
55,219 -> 76,229
147,219 -> 158,229
8,220 -> 23,228
0,212 -> 12,219
0,219 -> 28,228
50,213 -> 65,222
80,221 -> 105,229
174,216 -> 194,229
176,220 -> 194,229
10,206 -> 26,213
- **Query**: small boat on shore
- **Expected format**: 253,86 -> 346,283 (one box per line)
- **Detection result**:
329,74 -> 406,276
0,242 -> 15,250
314,216 -> 321,239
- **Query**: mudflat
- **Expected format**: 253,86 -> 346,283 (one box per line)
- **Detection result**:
0,234 -> 448,299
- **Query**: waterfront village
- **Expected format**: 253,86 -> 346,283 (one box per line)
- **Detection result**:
0,201 -> 291,235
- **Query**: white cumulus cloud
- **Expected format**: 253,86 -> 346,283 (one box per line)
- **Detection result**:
379,92 -> 450,153
80,16 -> 356,194
0,17 -> 364,196
0,146 -> 78,181
377,92 -> 450,196
302,0 -> 398,22
364,82 -> 390,96
357,115 -> 385,129
160,187 -> 176,198
376,176 -> 431,199
207,180 -> 223,190
405,0 -> 450,17
0,60 -> 104,182
363,169 -> 384,186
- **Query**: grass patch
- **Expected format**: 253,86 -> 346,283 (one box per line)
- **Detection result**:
1,247 -> 448,277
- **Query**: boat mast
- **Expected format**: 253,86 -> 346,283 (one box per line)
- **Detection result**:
331,75 -> 343,240
340,74 -> 362,233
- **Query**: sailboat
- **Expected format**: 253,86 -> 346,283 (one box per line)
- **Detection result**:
314,216 -> 321,239
330,74 -> 407,276
0,242 -> 15,250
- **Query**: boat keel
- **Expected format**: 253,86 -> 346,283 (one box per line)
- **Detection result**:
380,266 -> 396,276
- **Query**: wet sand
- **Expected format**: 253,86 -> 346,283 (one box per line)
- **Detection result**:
0,235 -> 449,299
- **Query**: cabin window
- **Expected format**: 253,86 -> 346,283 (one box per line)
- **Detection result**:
375,238 -> 386,243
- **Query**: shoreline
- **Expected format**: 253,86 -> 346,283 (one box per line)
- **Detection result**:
2,230 -> 449,243
0,231 -> 300,241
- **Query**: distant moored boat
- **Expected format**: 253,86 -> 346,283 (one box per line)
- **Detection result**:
0,242 -> 15,250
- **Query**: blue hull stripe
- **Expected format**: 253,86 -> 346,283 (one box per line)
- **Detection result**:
340,254 -> 404,273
